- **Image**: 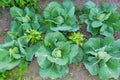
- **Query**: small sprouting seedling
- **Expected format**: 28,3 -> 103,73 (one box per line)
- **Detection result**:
0,12 -> 2,17
100,0 -> 105,4
0,31 -> 7,37
24,29 -> 43,44
75,6 -> 81,14
75,63 -> 81,71
68,32 -> 86,46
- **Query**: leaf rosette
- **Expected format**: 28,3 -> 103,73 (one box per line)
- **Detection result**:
5,6 -> 42,42
35,32 -> 83,79
43,0 -> 80,32
83,37 -> 120,80
80,1 -> 120,36
0,40 -> 23,72
0,36 -> 41,72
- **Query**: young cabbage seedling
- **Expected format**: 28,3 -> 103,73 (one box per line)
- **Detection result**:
24,29 -> 43,44
68,32 -> 86,46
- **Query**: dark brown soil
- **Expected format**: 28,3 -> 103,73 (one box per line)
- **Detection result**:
0,8 -> 11,43
0,0 -> 120,80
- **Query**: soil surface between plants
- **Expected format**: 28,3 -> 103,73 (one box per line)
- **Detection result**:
0,0 -> 120,80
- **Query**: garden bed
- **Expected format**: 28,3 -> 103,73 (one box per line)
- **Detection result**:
0,0 -> 120,80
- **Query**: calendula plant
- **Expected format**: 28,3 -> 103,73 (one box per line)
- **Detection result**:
83,37 -> 120,80
68,32 -> 86,46
43,0 -> 80,32
35,32 -> 83,79
24,29 -> 43,44
80,1 -> 120,36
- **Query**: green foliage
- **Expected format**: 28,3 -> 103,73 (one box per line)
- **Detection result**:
83,37 -> 120,80
35,32 -> 83,79
0,31 -> 7,37
100,0 -> 105,4
0,38 -> 27,72
43,0 -> 80,32
1,0 -> 120,80
0,0 -> 12,8
0,36 -> 39,72
0,6 -> 42,79
5,6 -> 42,42
24,29 -> 43,44
0,12 -> 2,17
80,1 -> 120,36
68,32 -> 86,46
0,41 -> 21,72
0,71 -> 10,80
14,0 -> 37,8
0,60 -> 27,80
0,0 -> 38,10
10,6 -> 41,30
8,60 -> 27,80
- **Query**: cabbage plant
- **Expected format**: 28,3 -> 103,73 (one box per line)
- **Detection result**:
5,6 -> 42,42
43,0 -> 80,32
0,37 -> 41,72
35,32 -> 83,79
80,1 -> 120,36
83,37 -> 120,80
0,39 -> 24,72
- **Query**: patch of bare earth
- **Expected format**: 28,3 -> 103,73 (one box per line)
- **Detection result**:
0,8 -> 11,43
